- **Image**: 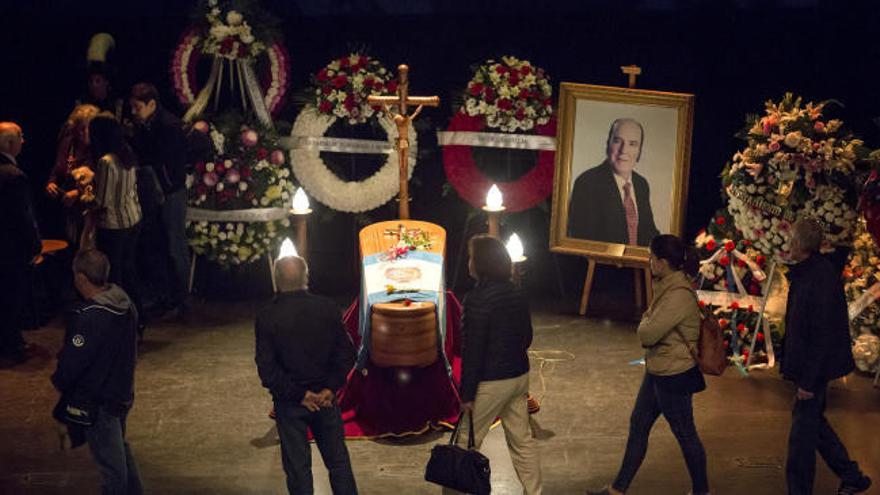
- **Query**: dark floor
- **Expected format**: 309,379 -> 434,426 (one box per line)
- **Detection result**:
1,298 -> 878,495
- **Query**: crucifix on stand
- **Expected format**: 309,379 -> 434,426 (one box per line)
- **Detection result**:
368,65 -> 440,219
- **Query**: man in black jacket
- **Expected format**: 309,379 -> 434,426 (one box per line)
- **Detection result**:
255,255 -> 358,495
52,249 -> 143,494
0,122 -> 41,363
783,219 -> 871,495
129,82 -> 190,318
567,118 -> 660,246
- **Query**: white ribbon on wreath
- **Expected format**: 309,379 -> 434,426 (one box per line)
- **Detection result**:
288,106 -> 417,213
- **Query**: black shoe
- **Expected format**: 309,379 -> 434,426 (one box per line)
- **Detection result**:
839,475 -> 872,495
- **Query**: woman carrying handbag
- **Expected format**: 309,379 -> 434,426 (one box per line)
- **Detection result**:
588,234 -> 710,495
440,234 -> 542,495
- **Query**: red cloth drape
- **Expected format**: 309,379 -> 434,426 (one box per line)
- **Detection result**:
336,292 -> 463,438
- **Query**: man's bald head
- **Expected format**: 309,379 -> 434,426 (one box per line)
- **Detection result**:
275,256 -> 309,292
0,122 -> 24,157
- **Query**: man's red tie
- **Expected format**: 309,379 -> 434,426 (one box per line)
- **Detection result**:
623,182 -> 638,245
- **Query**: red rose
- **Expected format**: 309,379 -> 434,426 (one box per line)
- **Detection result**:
195,162 -> 205,173
756,254 -> 766,265
495,64 -> 507,74
484,87 -> 495,102
363,77 -> 374,89
318,100 -> 333,113
698,300 -> 706,308
371,105 -> 382,113
256,148 -> 268,159
742,239 -> 751,246
470,83 -> 484,96
358,55 -> 369,66
519,88 -> 531,99
719,318 -> 728,328
237,44 -> 246,58
332,74 -> 348,89
724,240 -> 735,252
716,216 -> 726,225
742,348 -> 750,358
706,239 -> 717,251
730,301 -> 740,310
339,57 -> 350,68
520,65 -> 531,75
497,98 -> 513,111
387,80 -> 398,93
542,98 -> 552,107
216,162 -> 226,173
515,108 -> 525,121
240,166 -> 251,179
756,332 -> 765,342
508,72 -> 520,85
737,323 -> 746,332
316,68 -> 329,82
719,255 -> 730,266
220,36 -> 234,54
322,85 -> 332,95
723,341 -> 730,349
343,94 -> 355,112
737,259 -> 747,267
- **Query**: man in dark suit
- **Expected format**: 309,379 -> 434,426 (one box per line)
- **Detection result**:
255,255 -> 358,495
782,219 -> 871,495
567,118 -> 660,246
0,122 -> 41,363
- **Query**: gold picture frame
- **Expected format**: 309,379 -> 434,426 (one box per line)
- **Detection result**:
549,82 -> 694,263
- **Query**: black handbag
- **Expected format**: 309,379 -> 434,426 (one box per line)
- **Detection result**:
425,411 -> 491,494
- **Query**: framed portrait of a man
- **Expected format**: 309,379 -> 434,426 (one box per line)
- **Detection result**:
549,83 -> 694,261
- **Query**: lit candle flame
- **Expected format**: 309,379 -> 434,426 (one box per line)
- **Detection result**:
277,237 -> 299,260
485,184 -> 504,211
291,187 -> 310,214
506,233 -> 525,262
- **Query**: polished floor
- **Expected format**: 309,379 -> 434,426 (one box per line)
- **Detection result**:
1,297 -> 878,494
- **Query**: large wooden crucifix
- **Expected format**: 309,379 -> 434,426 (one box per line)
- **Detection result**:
368,65 -> 439,219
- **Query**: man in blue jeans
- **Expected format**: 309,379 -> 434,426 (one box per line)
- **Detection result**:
255,255 -> 358,494
129,82 -> 190,319
52,249 -> 142,494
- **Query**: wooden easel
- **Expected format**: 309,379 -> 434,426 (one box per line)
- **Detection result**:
578,65 -> 652,316
578,253 -> 652,315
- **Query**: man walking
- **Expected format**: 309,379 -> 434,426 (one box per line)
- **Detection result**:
0,121 -> 41,364
783,218 -> 871,495
255,255 -> 358,494
52,249 -> 143,494
128,82 -> 190,319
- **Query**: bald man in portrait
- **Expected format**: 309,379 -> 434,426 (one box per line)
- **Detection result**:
567,118 -> 660,246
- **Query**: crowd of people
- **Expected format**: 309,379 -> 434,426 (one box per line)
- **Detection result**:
0,56 -> 872,495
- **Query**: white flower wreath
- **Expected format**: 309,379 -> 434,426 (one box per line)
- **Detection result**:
289,106 -> 417,213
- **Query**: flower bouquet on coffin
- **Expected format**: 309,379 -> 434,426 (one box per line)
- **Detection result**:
844,219 -> 880,373
186,115 -> 296,267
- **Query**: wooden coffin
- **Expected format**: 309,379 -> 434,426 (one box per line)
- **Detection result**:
360,220 -> 446,368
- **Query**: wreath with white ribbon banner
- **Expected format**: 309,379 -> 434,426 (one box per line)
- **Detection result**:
288,106 -> 417,213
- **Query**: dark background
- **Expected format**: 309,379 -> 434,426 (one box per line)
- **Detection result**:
4,0 -> 880,303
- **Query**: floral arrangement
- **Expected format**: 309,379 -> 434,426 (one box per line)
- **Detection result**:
381,225 -> 433,261
463,56 -> 553,133
699,299 -> 782,365
186,118 -> 296,266
694,209 -> 768,295
722,93 -> 872,260
171,2 -> 290,116
844,219 -> 880,341
312,53 -> 396,125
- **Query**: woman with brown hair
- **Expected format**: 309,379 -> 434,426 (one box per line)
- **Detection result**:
446,234 -> 543,495
589,234 -> 709,495
46,104 -> 100,244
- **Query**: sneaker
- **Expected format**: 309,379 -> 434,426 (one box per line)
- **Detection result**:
838,475 -> 871,495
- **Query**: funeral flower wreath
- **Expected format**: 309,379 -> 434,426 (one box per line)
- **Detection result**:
442,56 -> 556,212
723,94 -> 871,260
289,106 -> 417,213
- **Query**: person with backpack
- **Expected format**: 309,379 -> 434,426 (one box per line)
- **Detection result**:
588,234 -> 709,495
